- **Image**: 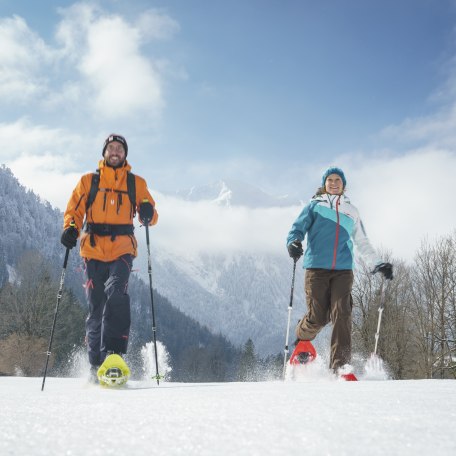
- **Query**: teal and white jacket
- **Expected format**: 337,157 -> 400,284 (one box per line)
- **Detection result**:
287,193 -> 381,270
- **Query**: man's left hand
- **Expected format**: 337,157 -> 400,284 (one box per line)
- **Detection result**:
139,201 -> 154,225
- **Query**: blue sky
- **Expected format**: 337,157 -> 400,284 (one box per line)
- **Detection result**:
1,0 -> 456,260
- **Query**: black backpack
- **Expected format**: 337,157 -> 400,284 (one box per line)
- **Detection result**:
86,170 -> 136,216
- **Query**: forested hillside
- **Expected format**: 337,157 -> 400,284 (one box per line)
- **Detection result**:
0,165 -> 63,287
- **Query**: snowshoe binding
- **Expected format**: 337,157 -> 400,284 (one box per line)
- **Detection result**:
97,354 -> 130,387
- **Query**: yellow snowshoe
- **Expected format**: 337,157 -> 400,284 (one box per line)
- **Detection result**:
97,354 -> 130,387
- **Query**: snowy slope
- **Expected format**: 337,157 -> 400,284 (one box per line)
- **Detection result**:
1,376 -> 455,455
147,250 -> 306,356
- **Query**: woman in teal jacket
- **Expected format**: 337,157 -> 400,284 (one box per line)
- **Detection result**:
287,167 -> 393,373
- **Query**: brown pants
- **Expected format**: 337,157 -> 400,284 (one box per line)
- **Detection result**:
295,268 -> 354,371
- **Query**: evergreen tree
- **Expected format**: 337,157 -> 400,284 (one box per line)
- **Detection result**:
238,338 -> 258,381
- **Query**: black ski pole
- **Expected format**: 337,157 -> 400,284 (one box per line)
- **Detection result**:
283,258 -> 298,379
41,247 -> 70,391
144,219 -> 160,385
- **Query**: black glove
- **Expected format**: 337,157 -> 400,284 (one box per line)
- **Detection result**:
287,240 -> 303,260
61,226 -> 79,249
372,262 -> 393,280
139,201 -> 154,224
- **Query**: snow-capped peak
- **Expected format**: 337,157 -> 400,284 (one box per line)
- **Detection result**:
174,179 -> 298,208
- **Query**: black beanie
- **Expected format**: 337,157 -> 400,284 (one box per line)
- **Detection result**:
102,134 -> 128,156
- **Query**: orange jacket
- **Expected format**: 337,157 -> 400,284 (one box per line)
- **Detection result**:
63,160 -> 158,262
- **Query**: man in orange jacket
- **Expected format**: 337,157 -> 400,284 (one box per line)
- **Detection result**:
61,133 -> 158,382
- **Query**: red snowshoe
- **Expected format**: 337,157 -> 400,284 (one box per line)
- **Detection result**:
289,340 -> 317,365
340,373 -> 358,381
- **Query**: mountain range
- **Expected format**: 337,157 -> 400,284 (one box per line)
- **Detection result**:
136,178 -> 307,356
175,178 -> 300,208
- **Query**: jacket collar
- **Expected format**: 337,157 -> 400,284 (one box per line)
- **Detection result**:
313,193 -> 351,204
98,159 -> 132,174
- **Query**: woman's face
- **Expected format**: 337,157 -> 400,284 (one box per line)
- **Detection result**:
325,174 -> 344,195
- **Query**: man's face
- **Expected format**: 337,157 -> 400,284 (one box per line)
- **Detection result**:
104,141 -> 126,167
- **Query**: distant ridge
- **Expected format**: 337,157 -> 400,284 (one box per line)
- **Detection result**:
174,179 -> 300,208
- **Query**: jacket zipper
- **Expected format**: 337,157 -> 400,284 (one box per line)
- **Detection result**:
331,195 -> 340,270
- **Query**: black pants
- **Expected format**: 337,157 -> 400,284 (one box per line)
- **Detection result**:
84,254 -> 133,367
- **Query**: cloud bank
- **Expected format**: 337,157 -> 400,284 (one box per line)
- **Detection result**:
145,144 -> 456,264
0,3 -> 179,119
148,192 -> 299,256
342,148 -> 456,262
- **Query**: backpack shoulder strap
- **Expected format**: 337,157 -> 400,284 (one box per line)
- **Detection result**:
126,171 -> 136,207
126,171 -> 136,216
86,170 -> 100,210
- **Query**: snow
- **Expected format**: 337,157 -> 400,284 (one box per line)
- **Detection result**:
1,375 -> 455,455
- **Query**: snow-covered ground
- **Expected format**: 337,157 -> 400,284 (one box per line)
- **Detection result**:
1,375 -> 455,455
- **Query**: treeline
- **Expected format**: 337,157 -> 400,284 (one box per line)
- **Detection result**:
2,238 -> 455,381
352,232 -> 456,379
1,235 -> 455,381
0,250 -> 86,375
0,249 -> 283,381
236,338 -> 282,381
0,250 -> 243,381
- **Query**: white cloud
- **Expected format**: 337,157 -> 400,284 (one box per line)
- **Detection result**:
0,3 -> 179,120
81,15 -> 163,118
334,148 -> 456,263
55,3 -> 96,60
380,106 -> 456,149
54,3 -> 178,119
144,146 -> 456,265
354,55 -> 456,261
0,15 -> 55,101
136,9 -> 180,41
149,192 -> 299,256
0,118 -> 92,209
8,154 -> 82,211
0,118 -> 75,160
